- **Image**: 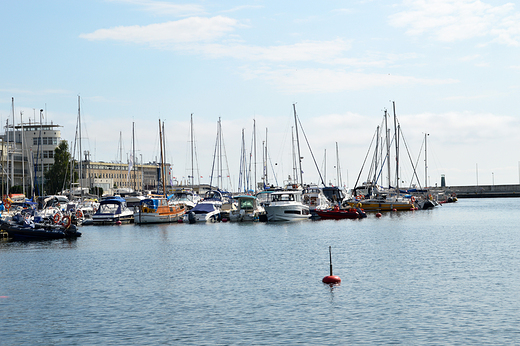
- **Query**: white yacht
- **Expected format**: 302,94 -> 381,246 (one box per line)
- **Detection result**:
263,189 -> 311,222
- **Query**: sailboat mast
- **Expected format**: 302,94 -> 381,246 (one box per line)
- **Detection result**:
253,119 -> 256,192
384,109 -> 391,188
20,111 -> 25,196
393,102 -> 399,195
425,133 -> 428,188
11,97 -> 14,192
159,119 -> 166,196
265,128 -> 268,186
293,104 -> 303,186
190,114 -> 194,190
78,95 -> 83,199
119,131 -> 122,188
132,121 -> 136,191
336,142 -> 342,187
324,149 -> 327,186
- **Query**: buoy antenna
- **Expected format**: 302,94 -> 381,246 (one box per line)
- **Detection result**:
322,246 -> 341,284
329,245 -> 333,276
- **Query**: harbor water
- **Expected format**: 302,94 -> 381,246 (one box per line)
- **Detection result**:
1,198 -> 520,344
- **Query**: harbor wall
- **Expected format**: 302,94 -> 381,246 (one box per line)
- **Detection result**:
430,184 -> 520,198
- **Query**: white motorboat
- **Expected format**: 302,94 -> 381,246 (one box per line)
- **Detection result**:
92,196 -> 134,225
263,190 -> 311,222
229,195 -> 266,222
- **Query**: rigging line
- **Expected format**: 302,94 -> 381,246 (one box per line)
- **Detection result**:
209,120 -> 219,189
398,126 -> 423,190
410,135 -> 425,188
353,128 -> 377,189
295,114 -> 325,186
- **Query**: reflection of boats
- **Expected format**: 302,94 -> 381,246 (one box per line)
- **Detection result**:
316,205 -> 366,220
263,189 -> 311,222
92,196 -> 134,225
229,195 -> 266,222
0,217 -> 81,241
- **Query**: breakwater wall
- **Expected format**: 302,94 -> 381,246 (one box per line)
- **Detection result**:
430,184 -> 520,198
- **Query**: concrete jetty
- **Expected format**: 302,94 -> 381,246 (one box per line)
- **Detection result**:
430,184 -> 520,198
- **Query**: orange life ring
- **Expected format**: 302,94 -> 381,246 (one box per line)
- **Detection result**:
53,213 -> 61,224
62,215 -> 71,229
76,210 -> 83,219
411,196 -> 415,203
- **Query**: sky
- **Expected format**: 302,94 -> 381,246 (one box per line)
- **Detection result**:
2,0 -> 520,191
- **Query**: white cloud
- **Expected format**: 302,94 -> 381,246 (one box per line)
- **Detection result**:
240,67 -> 458,93
80,16 -> 239,44
188,39 -> 352,63
389,0 -> 520,46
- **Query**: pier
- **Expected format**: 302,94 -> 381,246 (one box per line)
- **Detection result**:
431,184 -> 520,198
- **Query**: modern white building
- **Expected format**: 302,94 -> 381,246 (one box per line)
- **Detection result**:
1,117 -> 62,196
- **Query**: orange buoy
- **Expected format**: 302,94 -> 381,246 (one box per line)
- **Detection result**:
322,246 -> 341,284
376,212 -> 382,217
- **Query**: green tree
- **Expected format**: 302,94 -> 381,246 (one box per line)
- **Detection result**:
44,140 -> 77,194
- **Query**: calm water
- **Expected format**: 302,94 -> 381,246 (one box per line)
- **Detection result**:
1,198 -> 520,345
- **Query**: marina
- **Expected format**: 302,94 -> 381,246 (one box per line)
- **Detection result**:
1,198 -> 520,344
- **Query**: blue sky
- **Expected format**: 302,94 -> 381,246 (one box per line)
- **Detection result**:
2,0 -> 520,190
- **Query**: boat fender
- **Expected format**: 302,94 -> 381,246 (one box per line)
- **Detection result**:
62,215 -> 72,229
188,211 -> 196,224
53,213 -> 61,224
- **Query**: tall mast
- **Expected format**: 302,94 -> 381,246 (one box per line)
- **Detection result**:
384,109 -> 391,188
119,131 -> 122,188
78,95 -> 83,199
293,104 -> 303,186
265,128 -> 268,186
159,119 -> 166,196
291,127 -> 297,183
132,121 -> 136,191
190,113 -> 194,190
393,102 -> 399,195
253,119 -> 256,192
11,97 -> 14,192
39,109 -> 43,197
21,111 -> 24,196
324,149 -> 327,186
425,133 -> 428,188
335,142 -> 342,187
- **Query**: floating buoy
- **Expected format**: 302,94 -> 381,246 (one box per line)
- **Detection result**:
392,208 -> 397,212
222,218 -> 228,222
376,212 -> 382,218
177,219 -> 183,223
322,246 -> 341,284
115,220 -> 122,225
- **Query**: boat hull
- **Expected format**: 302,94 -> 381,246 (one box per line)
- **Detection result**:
92,213 -> 134,225
264,204 -> 311,222
0,222 -> 81,241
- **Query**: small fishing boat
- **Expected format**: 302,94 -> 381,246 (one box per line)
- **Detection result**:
315,205 -> 367,220
92,196 -> 134,225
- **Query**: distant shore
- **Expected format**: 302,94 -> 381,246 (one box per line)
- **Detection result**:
430,184 -> 520,198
